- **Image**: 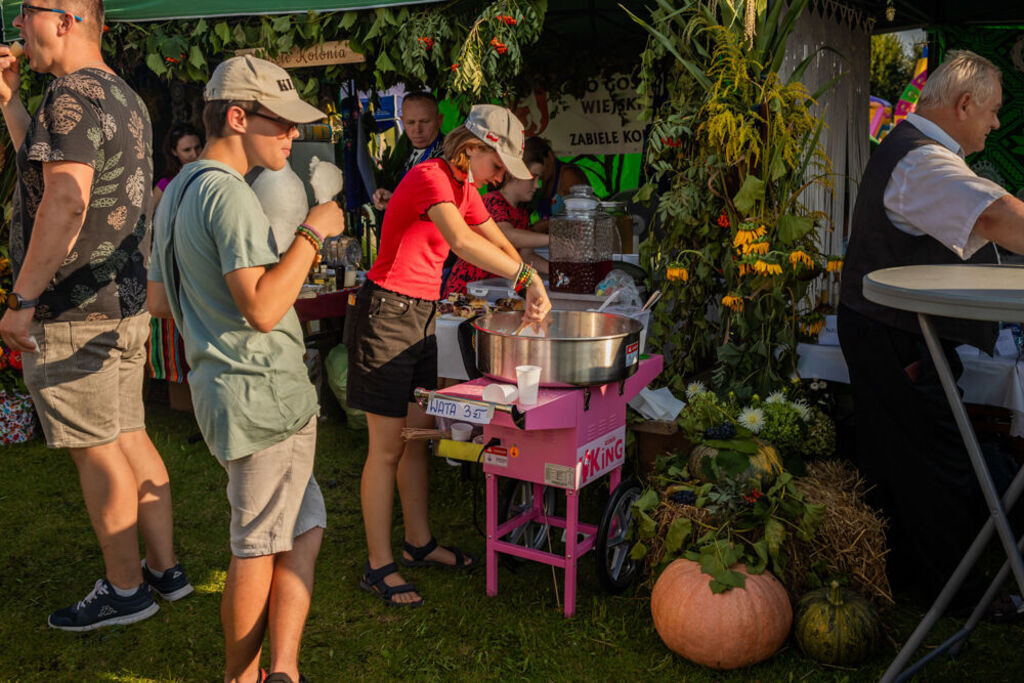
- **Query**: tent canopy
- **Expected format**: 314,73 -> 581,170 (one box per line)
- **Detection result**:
1,0 -> 437,38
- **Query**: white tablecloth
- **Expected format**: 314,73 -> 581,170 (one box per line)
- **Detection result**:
797,342 -> 1024,436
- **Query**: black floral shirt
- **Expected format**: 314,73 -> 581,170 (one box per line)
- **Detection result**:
11,67 -> 153,321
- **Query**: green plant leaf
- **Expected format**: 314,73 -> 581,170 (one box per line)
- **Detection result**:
664,517 -> 692,554
732,174 -> 765,214
188,45 -> 205,69
765,517 -> 785,555
777,214 -> 814,245
637,509 -> 657,537
145,53 -> 167,76
629,541 -> 649,560
634,488 -> 660,513
214,21 -> 231,45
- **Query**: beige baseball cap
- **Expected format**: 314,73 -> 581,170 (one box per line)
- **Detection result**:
205,55 -> 325,124
463,104 -> 531,180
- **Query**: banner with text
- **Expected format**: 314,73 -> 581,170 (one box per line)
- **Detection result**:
514,73 -> 645,156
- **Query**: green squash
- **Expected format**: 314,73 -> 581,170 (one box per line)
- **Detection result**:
795,581 -> 881,666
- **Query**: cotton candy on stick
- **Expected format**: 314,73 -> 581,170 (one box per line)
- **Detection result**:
308,156 -> 343,205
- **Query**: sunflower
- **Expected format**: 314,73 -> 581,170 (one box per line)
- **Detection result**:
788,250 -> 814,268
743,240 -> 770,256
721,294 -> 744,311
826,257 -> 844,272
732,222 -> 767,247
666,266 -> 689,282
753,259 -> 783,275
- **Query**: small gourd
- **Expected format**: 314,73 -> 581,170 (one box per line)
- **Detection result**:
795,580 -> 881,666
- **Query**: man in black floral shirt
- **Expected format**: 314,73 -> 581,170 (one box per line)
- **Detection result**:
0,0 -> 190,631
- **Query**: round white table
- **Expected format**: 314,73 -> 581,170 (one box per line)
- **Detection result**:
863,264 -> 1024,682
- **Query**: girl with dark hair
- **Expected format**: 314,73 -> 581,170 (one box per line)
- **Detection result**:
152,123 -> 204,210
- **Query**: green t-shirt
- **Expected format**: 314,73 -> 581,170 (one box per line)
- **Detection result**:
149,160 -> 317,460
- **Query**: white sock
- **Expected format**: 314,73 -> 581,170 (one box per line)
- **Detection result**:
143,560 -> 166,579
110,581 -> 140,597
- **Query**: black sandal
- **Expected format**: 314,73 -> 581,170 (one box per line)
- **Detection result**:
401,537 -> 477,570
359,561 -> 423,607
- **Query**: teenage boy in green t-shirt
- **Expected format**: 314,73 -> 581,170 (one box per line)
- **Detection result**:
147,55 -> 345,683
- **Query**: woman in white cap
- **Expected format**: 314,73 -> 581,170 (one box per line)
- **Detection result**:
344,104 -> 551,606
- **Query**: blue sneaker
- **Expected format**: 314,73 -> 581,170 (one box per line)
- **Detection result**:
47,579 -> 159,631
142,559 -> 194,601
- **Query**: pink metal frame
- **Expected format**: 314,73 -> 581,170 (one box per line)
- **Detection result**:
439,356 -> 663,617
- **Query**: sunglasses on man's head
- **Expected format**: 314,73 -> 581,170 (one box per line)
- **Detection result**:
19,3 -> 84,22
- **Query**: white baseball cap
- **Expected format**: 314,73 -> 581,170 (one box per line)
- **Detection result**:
205,55 -> 325,124
463,104 -> 531,180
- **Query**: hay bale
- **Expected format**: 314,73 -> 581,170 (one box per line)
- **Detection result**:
790,460 -> 893,604
642,502 -> 713,579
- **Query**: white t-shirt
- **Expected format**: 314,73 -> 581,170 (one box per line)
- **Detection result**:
883,113 -> 1008,259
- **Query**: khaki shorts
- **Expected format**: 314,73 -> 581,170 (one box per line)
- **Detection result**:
23,313 -> 150,449
223,417 -> 327,557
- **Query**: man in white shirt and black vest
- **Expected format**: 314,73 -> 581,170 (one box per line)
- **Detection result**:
839,50 -> 1024,614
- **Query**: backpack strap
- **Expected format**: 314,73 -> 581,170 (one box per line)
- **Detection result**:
165,166 -> 234,304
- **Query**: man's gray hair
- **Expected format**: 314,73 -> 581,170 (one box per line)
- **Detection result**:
917,50 -> 1001,109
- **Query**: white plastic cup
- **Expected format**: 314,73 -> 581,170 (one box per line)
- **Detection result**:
450,422 -> 473,442
515,365 -> 542,405
482,383 -> 519,404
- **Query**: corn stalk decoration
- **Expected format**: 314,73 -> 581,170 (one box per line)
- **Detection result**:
628,0 -> 840,398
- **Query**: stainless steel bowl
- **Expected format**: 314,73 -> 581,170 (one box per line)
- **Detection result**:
472,310 -> 644,386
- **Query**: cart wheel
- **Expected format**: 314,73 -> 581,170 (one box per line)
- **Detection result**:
499,480 -> 557,564
596,478 -> 642,592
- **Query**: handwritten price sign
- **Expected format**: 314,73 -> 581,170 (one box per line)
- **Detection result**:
426,395 -> 494,425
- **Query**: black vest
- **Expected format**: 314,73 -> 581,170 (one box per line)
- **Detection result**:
839,120 -> 998,350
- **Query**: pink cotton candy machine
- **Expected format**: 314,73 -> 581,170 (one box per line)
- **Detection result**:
415,354 -> 663,617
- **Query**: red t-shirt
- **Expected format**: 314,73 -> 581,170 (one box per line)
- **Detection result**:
442,191 -> 531,298
367,158 -> 490,300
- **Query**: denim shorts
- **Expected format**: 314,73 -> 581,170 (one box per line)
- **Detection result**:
22,313 -> 149,449
343,279 -> 437,418
222,416 -> 326,557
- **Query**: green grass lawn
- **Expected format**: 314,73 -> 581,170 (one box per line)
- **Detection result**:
3,398 -> 1024,681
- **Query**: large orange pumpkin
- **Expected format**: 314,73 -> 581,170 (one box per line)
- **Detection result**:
650,558 -> 792,669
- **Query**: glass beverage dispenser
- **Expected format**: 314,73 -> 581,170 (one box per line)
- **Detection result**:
548,186 -> 619,294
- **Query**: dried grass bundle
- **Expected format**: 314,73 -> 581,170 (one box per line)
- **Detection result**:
401,428 -> 447,441
790,460 -> 893,604
642,503 -> 714,578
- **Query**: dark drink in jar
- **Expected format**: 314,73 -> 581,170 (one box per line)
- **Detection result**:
550,260 -> 613,293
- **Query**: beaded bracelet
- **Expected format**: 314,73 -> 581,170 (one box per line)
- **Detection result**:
294,228 -> 323,269
513,263 -> 534,297
299,222 -> 324,244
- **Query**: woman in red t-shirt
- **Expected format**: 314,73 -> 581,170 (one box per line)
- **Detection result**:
441,161 -> 550,297
345,105 -> 551,607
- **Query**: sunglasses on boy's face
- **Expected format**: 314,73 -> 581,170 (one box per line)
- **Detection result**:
247,110 -> 299,134
19,3 -> 85,22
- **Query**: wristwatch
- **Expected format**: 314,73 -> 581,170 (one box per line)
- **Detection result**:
5,292 -> 39,311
